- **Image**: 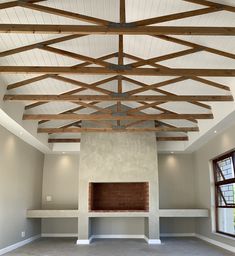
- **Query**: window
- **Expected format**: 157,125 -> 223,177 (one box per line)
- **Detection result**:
213,152 -> 235,238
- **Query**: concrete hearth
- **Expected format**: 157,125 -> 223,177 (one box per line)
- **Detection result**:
77,132 -> 159,244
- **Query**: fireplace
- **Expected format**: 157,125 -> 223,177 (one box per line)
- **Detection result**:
89,182 -> 149,212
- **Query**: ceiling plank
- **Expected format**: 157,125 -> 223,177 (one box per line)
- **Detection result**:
5,94 -> 233,102
38,126 -> 199,133
18,1 -> 112,26
0,24 -> 235,35
23,113 -> 213,121
0,0 -> 45,10
1,66 -> 235,76
129,7 -> 222,26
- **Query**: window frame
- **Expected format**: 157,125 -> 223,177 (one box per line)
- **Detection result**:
212,151 -> 235,239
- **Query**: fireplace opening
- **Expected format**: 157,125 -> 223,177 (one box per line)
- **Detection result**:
89,182 -> 149,212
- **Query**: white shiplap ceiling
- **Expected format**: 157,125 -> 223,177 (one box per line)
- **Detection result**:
0,0 -> 235,153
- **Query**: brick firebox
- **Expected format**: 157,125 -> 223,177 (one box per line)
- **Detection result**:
89,182 -> 149,212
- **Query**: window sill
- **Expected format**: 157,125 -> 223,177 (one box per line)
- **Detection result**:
212,231 -> 235,241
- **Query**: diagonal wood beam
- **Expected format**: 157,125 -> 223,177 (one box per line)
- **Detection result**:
183,0 -> 235,12
1,66 -> 235,76
5,94 -> 233,102
129,6 -> 222,26
0,34 -> 85,57
38,126 -> 199,133
156,35 -> 235,60
17,1 -> 112,26
128,48 -> 202,68
48,138 -> 81,143
0,24 -> 235,35
0,0 -> 45,10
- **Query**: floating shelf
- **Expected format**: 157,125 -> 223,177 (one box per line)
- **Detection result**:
159,209 -> 209,218
27,209 -> 209,219
27,210 -> 79,218
88,211 -> 149,218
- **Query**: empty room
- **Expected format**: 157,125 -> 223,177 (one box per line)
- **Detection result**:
0,0 -> 235,255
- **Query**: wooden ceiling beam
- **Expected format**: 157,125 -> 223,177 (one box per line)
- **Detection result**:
129,7 -> 222,26
23,113 -> 213,121
48,136 -> 189,143
48,138 -> 81,143
157,136 -> 189,141
18,1 -> 112,26
38,126 -> 199,133
0,24 -> 235,35
5,94 -> 233,102
1,66 -> 235,76
156,35 -> 235,60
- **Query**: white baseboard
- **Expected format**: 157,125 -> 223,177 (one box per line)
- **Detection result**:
0,234 -> 40,256
91,234 -> 146,240
195,234 -> 235,253
76,238 -> 92,245
144,237 -> 162,245
161,233 -> 196,237
41,233 -> 78,238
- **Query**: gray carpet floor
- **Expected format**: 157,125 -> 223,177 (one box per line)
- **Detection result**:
3,237 -> 235,256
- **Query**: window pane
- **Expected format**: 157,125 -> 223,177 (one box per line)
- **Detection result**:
219,183 -> 235,206
218,208 -> 235,236
217,157 -> 235,181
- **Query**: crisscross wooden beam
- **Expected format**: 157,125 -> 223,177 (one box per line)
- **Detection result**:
1,66 -> 235,76
5,94 -> 233,102
38,126 -> 199,133
0,24 -> 235,35
23,113 -> 214,121
41,46 -> 113,68
0,0 -> 45,10
157,136 -> 188,141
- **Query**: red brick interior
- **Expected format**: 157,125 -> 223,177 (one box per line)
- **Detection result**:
89,182 -> 149,212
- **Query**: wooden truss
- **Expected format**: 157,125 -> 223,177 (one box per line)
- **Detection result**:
0,0 -> 235,143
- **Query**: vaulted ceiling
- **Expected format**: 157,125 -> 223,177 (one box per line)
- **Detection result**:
0,0 -> 235,153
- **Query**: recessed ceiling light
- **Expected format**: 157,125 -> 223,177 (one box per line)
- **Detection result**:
19,131 -> 23,136
171,151 -> 174,154
214,130 -> 217,134
62,152 -> 65,154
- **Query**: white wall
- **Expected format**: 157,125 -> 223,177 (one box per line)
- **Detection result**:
0,125 -> 44,249
41,154 -> 79,235
193,123 -> 235,248
158,154 -> 196,235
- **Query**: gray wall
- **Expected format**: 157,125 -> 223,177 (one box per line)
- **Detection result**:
193,124 -> 235,247
0,125 -> 44,249
158,154 -> 196,235
41,154 -> 79,235
78,132 -> 159,240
